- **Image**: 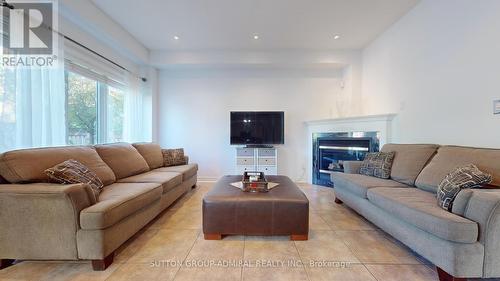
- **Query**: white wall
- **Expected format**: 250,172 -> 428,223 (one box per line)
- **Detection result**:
362,0 -> 500,147
156,50 -> 363,180
145,67 -> 160,143
159,67 -> 354,181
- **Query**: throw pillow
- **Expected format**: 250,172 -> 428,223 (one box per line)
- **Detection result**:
45,159 -> 104,196
437,164 -> 492,211
359,152 -> 395,179
162,148 -> 186,166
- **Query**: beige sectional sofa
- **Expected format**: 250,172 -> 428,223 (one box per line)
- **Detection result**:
332,144 -> 500,281
0,142 -> 197,270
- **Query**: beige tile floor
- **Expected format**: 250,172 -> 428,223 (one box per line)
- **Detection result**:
0,182 -> 445,281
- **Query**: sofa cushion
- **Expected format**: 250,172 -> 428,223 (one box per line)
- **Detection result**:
132,143 -> 164,169
80,182 -> 162,230
415,146 -> 500,193
94,143 -> 150,179
0,146 -> 116,186
381,144 -> 439,186
367,187 -> 479,243
162,148 -> 187,167
45,159 -> 104,196
437,164 -> 492,211
154,164 -> 198,181
451,189 -> 475,216
331,172 -> 408,198
117,171 -> 183,194
359,152 -> 395,179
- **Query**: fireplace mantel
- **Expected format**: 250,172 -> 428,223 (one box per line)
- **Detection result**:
305,114 -> 396,127
305,113 -> 396,183
305,114 -> 396,142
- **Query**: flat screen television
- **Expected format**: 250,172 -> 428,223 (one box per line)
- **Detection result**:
230,111 -> 284,145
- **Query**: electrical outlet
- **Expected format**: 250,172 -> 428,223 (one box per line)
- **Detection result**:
494,100 -> 500,115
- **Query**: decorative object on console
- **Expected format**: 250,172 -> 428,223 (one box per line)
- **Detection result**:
45,159 -> 104,196
437,164 -> 492,211
162,148 -> 186,166
359,151 -> 395,179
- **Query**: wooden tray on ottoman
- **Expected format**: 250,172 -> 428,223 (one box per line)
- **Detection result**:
202,175 -> 309,241
241,171 -> 268,192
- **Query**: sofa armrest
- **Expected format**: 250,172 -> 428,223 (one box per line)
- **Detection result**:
343,161 -> 362,174
0,183 -> 95,260
460,189 -> 500,277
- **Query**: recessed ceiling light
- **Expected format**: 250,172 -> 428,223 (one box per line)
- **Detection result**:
253,35 -> 259,40
173,35 -> 180,40
333,35 -> 340,40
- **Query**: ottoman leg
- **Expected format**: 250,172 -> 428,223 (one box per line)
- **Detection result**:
290,234 -> 308,241
204,234 -> 222,240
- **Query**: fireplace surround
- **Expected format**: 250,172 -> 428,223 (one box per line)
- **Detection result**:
312,131 -> 379,187
305,114 -> 395,184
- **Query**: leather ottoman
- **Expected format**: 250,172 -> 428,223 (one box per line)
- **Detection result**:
202,175 -> 309,240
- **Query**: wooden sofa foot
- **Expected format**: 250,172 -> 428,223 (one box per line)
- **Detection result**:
334,198 -> 343,204
436,267 -> 466,281
92,252 -> 114,271
290,234 -> 308,241
204,234 -> 222,240
0,259 -> 15,270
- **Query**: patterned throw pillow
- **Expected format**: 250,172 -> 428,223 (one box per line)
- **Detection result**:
162,148 -> 187,167
359,152 -> 395,179
45,159 -> 104,196
437,164 -> 492,211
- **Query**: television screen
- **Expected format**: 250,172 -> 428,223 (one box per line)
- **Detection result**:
230,111 -> 284,145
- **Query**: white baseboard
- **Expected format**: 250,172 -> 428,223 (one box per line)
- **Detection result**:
197,176 -> 218,182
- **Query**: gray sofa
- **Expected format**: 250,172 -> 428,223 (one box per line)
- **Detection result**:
0,142 -> 197,270
332,144 -> 500,281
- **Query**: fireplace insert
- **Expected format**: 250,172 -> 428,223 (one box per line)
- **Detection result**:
312,132 -> 380,187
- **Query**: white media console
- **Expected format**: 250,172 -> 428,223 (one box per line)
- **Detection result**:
235,147 -> 278,175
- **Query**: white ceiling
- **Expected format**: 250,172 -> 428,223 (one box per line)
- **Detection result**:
92,0 -> 419,51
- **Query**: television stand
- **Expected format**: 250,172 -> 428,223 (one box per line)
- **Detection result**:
235,147 -> 277,175
244,144 -> 274,148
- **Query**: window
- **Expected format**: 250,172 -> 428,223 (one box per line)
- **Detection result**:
0,39 -> 151,152
65,71 -> 98,145
64,65 -> 125,145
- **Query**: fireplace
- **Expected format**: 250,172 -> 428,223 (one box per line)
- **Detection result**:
312,132 -> 380,187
